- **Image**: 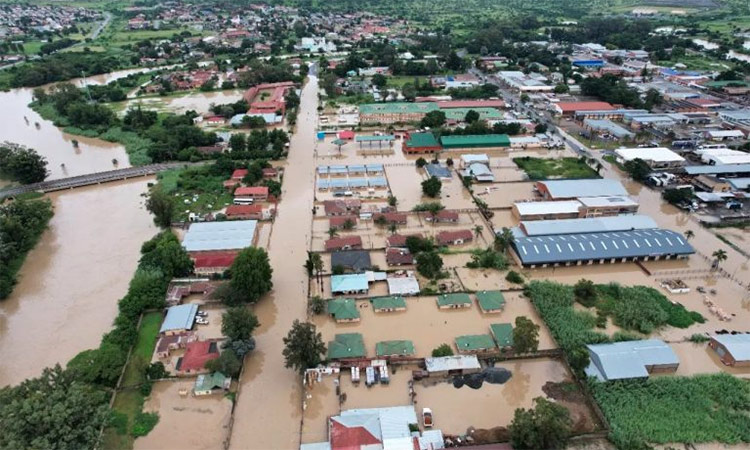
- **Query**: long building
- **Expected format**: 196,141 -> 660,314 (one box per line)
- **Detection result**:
517,215 -> 658,237
359,102 -> 438,124
440,134 -> 510,150
535,179 -> 628,200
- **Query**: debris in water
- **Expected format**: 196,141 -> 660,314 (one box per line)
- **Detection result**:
452,367 -> 512,390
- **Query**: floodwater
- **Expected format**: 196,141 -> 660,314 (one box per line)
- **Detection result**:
0,179 -> 156,386
122,89 -> 244,115
669,342 -> 750,378
135,380 -> 233,450
228,75 -> 320,450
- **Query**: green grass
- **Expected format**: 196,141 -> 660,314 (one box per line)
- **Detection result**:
158,166 -> 234,221
102,311 -> 162,450
22,40 -> 44,55
513,156 -> 600,180
387,75 -> 429,87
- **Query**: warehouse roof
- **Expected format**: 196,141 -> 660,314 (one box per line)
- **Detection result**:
614,147 -> 685,164
360,102 -> 438,115
328,333 -> 366,360
514,200 -> 582,216
443,107 -> 503,121
376,340 -> 415,357
519,215 -> 658,237
160,304 -> 198,333
182,220 -> 257,252
684,164 -> 750,175
476,290 -> 506,311
425,355 -> 481,373
585,339 -> 679,381
538,179 -> 628,199
440,134 -> 510,148
490,323 -> 514,347
711,334 -> 750,362
455,334 -> 496,352
327,298 -> 360,321
557,101 -> 613,113
405,132 -> 440,149
437,293 -> 472,307
577,196 -> 639,208
512,228 -> 695,265
372,296 -> 407,311
461,154 -> 490,165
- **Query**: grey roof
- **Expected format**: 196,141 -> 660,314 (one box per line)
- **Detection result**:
339,406 -> 417,442
425,163 -> 452,179
331,250 -> 372,271
512,228 -> 695,265
585,339 -> 679,381
712,334 -> 750,361
684,164 -> 750,175
160,304 -> 198,333
425,355 -> 481,373
465,163 -> 494,181
728,178 -> 750,190
366,164 -> 384,173
540,179 -> 628,198
182,220 -> 257,252
583,119 -> 635,138
368,177 -> 388,187
520,215 -> 658,237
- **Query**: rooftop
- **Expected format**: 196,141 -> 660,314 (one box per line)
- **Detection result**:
476,290 -> 506,311
490,323 -> 514,347
437,293 -> 472,307
455,334 -> 496,352
614,147 -> 686,164
440,134 -> 510,148
160,304 -> 198,333
585,339 -> 679,381
519,215 -> 657,237
182,220 -> 257,252
405,131 -> 440,149
424,355 -> 481,372
331,250 -> 371,272
371,296 -> 407,311
538,179 -> 628,199
360,102 -> 438,115
514,200 -> 582,216
331,273 -> 369,293
328,333 -> 366,359
711,334 -> 750,361
375,340 -> 416,357
327,298 -> 360,321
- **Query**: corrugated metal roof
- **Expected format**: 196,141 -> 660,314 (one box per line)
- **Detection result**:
425,164 -> 452,179
539,179 -> 628,199
712,334 -> 750,361
684,164 -> 750,175
586,339 -> 679,381
514,200 -> 582,216
424,355 -> 481,372
331,274 -> 369,293
160,303 -> 198,333
512,229 -> 695,265
182,220 -> 257,252
520,215 -> 658,237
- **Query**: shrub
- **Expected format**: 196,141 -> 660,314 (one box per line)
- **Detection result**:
688,333 -> 710,343
505,270 -> 524,284
432,343 -> 454,357
466,248 -> 508,270
131,412 -> 159,437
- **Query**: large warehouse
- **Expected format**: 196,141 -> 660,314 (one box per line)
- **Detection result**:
440,134 -> 510,149
535,179 -> 628,200
614,147 -> 686,169
517,215 -> 658,237
182,220 -> 258,253
510,228 -> 695,267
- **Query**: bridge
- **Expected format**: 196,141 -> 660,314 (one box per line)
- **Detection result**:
0,162 -> 188,200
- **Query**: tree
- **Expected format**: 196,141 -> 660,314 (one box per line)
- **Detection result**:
494,227 -> 514,252
224,247 -> 273,305
387,195 -> 398,207
138,231 -> 193,278
534,123 -> 548,134
283,320 -> 326,373
513,316 -> 540,353
405,236 -> 434,254
145,188 -> 175,228
205,349 -> 243,377
446,51 -> 464,71
431,343 -> 454,357
712,249 -> 728,270
509,397 -> 572,449
371,73 -> 387,88
623,158 -> 651,181
388,223 -> 398,235
573,279 -> 597,307
420,110 -> 446,128
221,307 -> 259,341
421,176 -> 442,198
506,270 -> 524,284
327,227 -> 339,238
473,225 -> 484,238
553,83 -> 569,94
0,143 -> 49,184
464,109 -> 480,123
66,343 -> 126,387
684,230 -> 695,241
415,157 -> 428,168
568,346 -> 590,376
416,251 -> 443,279
310,296 -> 325,314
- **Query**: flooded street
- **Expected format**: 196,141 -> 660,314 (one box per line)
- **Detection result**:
228,75 -> 319,449
0,179 -> 156,386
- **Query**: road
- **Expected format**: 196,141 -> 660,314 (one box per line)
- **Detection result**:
90,12 -> 112,40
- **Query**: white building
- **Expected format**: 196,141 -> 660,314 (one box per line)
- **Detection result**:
614,147 -> 686,169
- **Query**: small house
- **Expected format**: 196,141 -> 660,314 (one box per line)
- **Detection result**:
386,233 -> 422,248
327,298 -> 361,323
325,236 -> 363,252
386,248 -> 414,266
490,323 -> 514,350
331,273 -> 369,295
176,341 -> 220,375
155,332 -> 195,359
386,275 -> 420,296
425,210 -> 459,223
324,199 -> 362,216
376,340 -> 415,358
424,355 -> 481,376
437,293 -> 472,309
373,212 -> 408,225
329,216 -> 358,229
327,333 -> 366,360
331,250 -> 371,272
194,372 -> 231,396
455,334 -> 496,354
585,339 -> 679,381
234,186 -> 269,202
371,296 -> 407,313
709,334 -> 750,367
231,169 -> 248,180
437,230 -> 473,246
225,204 -> 263,220
476,290 -> 505,313
160,304 -> 199,336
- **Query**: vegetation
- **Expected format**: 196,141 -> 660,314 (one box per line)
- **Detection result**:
221,247 -> 273,306
623,158 -> 652,182
145,188 -> 175,228
513,157 -> 598,180
663,187 -> 694,207
4,51 -> 125,88
421,176 -> 442,198
283,320 -> 326,373
509,397 -> 572,450
466,248 -> 508,270
432,343 -> 454,357
0,143 -> 49,184
505,270 -> 524,284
591,374 -> 750,448
0,197 -> 54,299
513,316 -> 540,353
416,251 -> 444,279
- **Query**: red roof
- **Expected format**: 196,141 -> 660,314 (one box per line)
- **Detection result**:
437,99 -> 505,109
374,212 -> 408,224
338,130 -> 355,139
330,216 -> 358,228
437,229 -> 474,245
324,199 -> 362,215
386,248 -> 414,265
231,169 -> 248,180
330,419 -> 381,450
386,233 -> 423,248
234,186 -> 269,197
193,252 -> 237,269
226,204 -> 262,216
179,341 -> 219,372
557,101 -> 614,113
435,210 -> 459,221
325,236 -> 363,251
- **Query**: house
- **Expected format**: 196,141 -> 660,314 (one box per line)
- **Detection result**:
193,372 -> 231,396
425,210 -> 459,223
176,340 -> 220,375
338,130 -> 355,140
554,101 -> 614,117
204,115 -> 227,126
424,355 -> 481,376
424,163 -> 452,179
183,220 -> 258,253
192,251 -> 237,275
455,334 -> 496,354
437,230 -> 473,246
331,273 -> 369,295
231,169 -> 248,180
327,298 -> 360,322
329,216 -> 358,229
709,334 -> 750,367
437,293 -> 472,309
386,248 -> 414,266
386,274 -> 420,296
262,167 -> 278,179
585,339 -> 679,381
462,163 -> 495,182
225,204 -> 263,220
324,199 -> 362,216
386,233 -> 422,248
476,290 -> 506,313
614,147 -> 686,170
460,154 -> 490,167
155,332 -> 195,359
325,236 -> 363,252
376,340 -> 415,357
490,323 -> 514,349
223,179 -> 241,191
234,186 -> 269,202
371,296 -> 407,312
160,304 -> 199,335
373,212 -> 408,225
403,131 -> 442,155
327,333 -> 366,359
331,250 -> 371,272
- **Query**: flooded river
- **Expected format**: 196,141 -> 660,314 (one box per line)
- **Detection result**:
228,75 -> 319,449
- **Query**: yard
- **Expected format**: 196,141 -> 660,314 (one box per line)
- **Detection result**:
512,156 -> 599,180
157,167 -> 234,222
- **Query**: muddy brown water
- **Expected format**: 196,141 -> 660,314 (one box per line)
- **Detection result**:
0,179 -> 156,386
122,90 -> 245,115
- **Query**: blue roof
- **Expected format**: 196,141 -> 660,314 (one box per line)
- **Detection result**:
368,177 -> 387,187
160,304 -> 198,333
331,273 -> 369,293
329,179 -> 348,189
573,60 -> 604,66
317,179 -> 329,189
540,179 -> 627,199
711,334 -> 750,361
512,229 -> 695,265
317,166 -> 329,174
366,164 -> 384,173
425,163 -> 452,179
684,164 -> 750,175
519,215 -> 658,237
585,339 -> 679,381
348,165 -> 366,173
348,178 -> 368,188
182,220 -> 257,252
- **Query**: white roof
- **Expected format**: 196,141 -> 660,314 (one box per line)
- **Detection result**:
509,136 -> 541,144
711,334 -> 750,361
425,355 -> 480,372
706,130 -> 744,138
614,147 -> 685,163
577,196 -> 639,208
460,154 -> 489,164
387,276 -> 420,296
514,200 -> 582,216
182,220 -> 257,252
540,179 -> 628,199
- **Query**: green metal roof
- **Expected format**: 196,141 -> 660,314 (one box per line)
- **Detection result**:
194,372 -> 228,391
355,135 -> 395,142
443,108 -> 503,121
440,134 -> 510,149
372,296 -> 407,311
455,334 -> 496,352
328,333 -> 366,360
360,102 -> 438,115
476,290 -> 506,311
490,323 -> 514,347
406,132 -> 440,149
437,293 -> 472,307
376,340 -> 415,357
327,298 -> 360,321
332,139 -> 348,146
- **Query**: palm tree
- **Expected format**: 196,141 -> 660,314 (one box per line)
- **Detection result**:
388,222 -> 398,235
684,230 -> 695,241
473,225 -> 483,238
304,251 -> 315,277
311,253 -> 324,284
712,249 -> 728,270
494,227 -> 514,253
327,227 -> 339,239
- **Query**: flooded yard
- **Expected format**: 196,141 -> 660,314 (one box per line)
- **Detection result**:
121,89 -> 245,115
669,342 -> 750,378
476,182 -> 536,208
134,380 -> 233,450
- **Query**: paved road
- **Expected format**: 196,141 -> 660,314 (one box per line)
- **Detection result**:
90,12 -> 112,40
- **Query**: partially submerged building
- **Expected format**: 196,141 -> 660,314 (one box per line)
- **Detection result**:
424,355 -> 481,376
437,293 -> 472,309
709,334 -> 750,367
328,333 -> 366,360
535,179 -> 628,200
376,340 -> 416,357
490,323 -> 514,349
371,296 -> 407,313
455,334 -> 497,354
476,290 -> 506,313
327,298 -> 360,323
182,220 -> 258,253
160,304 -> 199,335
585,339 -> 679,381
331,273 -> 369,295
331,250 -> 371,272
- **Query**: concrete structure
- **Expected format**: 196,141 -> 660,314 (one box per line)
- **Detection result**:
709,335 -> 750,367
403,131 -> 441,155
182,220 -> 258,253
424,355 -> 481,376
160,304 -> 199,335
585,339 -> 680,381
614,147 -> 686,169
513,200 -> 583,221
577,196 -> 640,217
386,275 -> 420,296
536,179 -> 628,200
359,102 -> 438,124
234,186 -> 269,202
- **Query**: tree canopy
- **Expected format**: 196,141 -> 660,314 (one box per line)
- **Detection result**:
224,247 -> 273,305
283,320 -> 326,373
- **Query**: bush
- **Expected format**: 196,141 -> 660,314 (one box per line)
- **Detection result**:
688,333 -> 710,343
310,296 -> 326,315
505,271 -> 524,284
573,279 -> 597,307
432,343 -> 454,357
416,251 -> 444,279
131,412 -> 159,437
466,248 -> 508,270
